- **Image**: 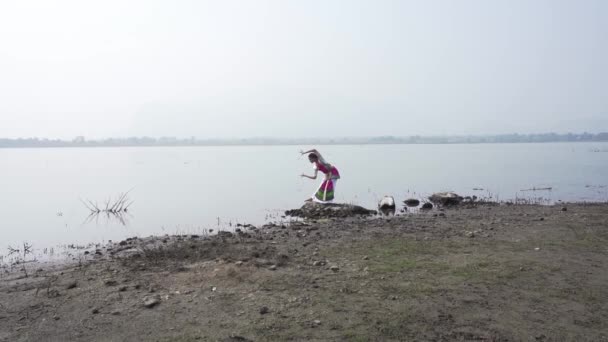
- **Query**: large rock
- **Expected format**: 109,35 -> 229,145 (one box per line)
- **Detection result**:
403,198 -> 420,207
286,202 -> 376,219
429,192 -> 463,206
378,196 -> 396,210
378,196 -> 396,216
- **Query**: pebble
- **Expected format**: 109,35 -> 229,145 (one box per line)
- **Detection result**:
313,261 -> 325,267
104,279 -> 118,287
143,295 -> 161,308
534,247 -> 541,251
312,320 -> 322,326
259,306 -> 270,315
65,281 -> 78,290
561,207 -> 567,211
235,261 -> 244,266
362,256 -> 369,260
330,265 -> 340,272
269,265 -> 277,271
91,308 -> 100,314
111,310 -> 121,316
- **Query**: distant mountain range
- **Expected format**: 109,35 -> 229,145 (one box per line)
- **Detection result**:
1,132 -> 607,148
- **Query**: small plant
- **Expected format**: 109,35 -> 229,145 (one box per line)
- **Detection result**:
81,189 -> 134,214
81,190 -> 134,226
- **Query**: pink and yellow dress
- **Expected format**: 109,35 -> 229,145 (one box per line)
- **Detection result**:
312,161 -> 341,203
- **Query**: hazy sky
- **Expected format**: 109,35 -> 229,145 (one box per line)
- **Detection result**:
0,0 -> 606,139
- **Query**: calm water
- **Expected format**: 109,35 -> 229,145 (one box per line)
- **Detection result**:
1,143 -> 607,261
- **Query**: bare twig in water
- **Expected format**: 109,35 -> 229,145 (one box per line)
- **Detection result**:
82,189 -> 134,214
79,198 -> 97,212
23,242 -> 32,257
7,246 -> 19,256
81,190 -> 134,226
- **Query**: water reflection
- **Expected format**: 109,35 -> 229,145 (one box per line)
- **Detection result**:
83,210 -> 133,226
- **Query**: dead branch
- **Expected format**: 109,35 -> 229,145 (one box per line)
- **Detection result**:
7,245 -> 19,256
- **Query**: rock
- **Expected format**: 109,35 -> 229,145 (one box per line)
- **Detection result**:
118,286 -> 128,292
91,308 -> 100,314
539,217 -> 545,221
312,320 -> 322,327
378,196 -> 396,210
313,261 -> 326,267
226,336 -> 253,342
534,247 -> 541,251
104,279 -> 118,287
143,295 -> 161,308
218,231 -> 234,238
362,256 -> 369,260
285,202 -> 376,219
561,207 -> 567,212
465,231 -> 475,238
259,306 -> 270,315
403,198 -> 420,207
269,265 -> 277,271
235,261 -> 244,266
330,265 -> 340,272
65,281 -> 78,290
428,192 -> 463,206
421,203 -> 433,210
111,310 -> 121,316
119,241 -> 127,246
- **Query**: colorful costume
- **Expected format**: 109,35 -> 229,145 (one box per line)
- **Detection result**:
312,159 -> 341,203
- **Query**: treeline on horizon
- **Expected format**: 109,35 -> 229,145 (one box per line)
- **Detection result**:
1,132 -> 607,148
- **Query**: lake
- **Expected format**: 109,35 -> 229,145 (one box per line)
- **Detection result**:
1,143 -> 607,262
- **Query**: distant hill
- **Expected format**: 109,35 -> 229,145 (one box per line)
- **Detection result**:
1,132 -> 607,148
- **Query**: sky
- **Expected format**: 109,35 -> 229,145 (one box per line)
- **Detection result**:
0,0 -> 606,139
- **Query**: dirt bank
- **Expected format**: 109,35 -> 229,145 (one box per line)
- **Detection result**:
1,203 -> 608,341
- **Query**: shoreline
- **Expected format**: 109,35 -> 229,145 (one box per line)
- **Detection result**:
3,198 -> 606,270
1,201 -> 607,341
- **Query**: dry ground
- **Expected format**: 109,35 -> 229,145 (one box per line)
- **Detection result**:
1,203 -> 607,341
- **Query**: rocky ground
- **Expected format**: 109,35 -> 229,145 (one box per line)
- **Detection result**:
1,202 -> 608,341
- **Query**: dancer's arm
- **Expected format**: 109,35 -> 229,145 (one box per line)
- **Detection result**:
300,169 -> 318,180
300,148 -> 321,157
300,148 -> 328,164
